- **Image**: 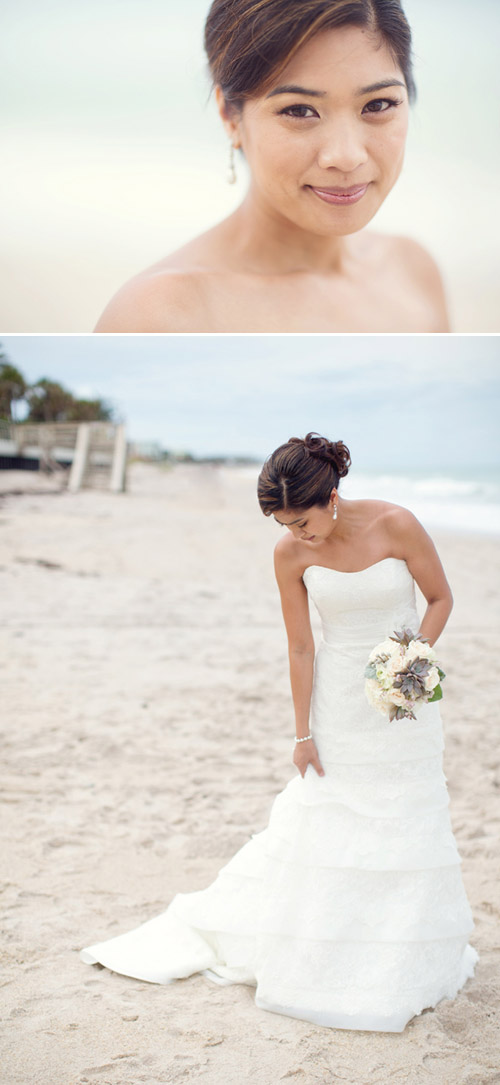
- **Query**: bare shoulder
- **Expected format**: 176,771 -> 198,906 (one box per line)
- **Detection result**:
359,231 -> 450,331
94,219 -> 234,332
379,501 -> 424,536
375,501 -> 434,557
274,532 -> 297,567
94,265 -> 211,332
274,534 -> 305,580
390,236 -> 450,331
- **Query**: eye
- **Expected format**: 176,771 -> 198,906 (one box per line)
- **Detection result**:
362,97 -> 401,115
278,104 -> 319,120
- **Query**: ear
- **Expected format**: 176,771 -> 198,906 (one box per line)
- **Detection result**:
329,488 -> 337,508
215,84 -> 242,148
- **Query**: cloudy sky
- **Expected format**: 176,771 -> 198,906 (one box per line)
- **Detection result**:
2,334 -> 499,471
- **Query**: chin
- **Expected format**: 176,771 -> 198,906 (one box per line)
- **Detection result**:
316,205 -> 382,237
300,189 -> 385,237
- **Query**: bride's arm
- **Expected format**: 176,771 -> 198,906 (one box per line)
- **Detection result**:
274,546 -> 325,778
387,508 -> 453,645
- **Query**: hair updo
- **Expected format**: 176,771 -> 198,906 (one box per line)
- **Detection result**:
204,0 -> 416,113
257,432 -> 351,516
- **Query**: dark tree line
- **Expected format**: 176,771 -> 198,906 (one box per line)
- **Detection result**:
0,349 -> 113,424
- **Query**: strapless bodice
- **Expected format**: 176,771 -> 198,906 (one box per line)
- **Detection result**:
303,558 -> 418,652
303,558 -> 440,760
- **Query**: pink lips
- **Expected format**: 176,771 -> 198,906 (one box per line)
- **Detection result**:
308,184 -> 369,206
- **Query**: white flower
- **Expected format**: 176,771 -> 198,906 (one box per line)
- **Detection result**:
424,666 -> 440,691
406,640 -> 435,663
365,679 -> 389,714
375,666 -> 392,690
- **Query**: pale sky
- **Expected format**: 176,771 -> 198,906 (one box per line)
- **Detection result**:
2,334 -> 499,469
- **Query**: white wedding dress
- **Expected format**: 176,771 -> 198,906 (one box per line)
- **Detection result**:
81,558 -> 478,1032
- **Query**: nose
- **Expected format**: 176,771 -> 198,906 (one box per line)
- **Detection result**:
316,117 -> 368,174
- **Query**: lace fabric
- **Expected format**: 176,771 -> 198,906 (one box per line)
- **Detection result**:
81,558 -> 478,1032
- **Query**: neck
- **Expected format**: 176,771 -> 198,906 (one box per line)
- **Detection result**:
224,186 -> 350,274
328,496 -> 359,544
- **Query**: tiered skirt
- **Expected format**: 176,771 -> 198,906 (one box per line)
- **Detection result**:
82,696 -> 478,1032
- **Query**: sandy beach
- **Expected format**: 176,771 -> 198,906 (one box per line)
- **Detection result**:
1,461 -> 499,1085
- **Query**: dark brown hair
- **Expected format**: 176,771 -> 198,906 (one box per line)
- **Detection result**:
204,0 -> 416,111
257,432 -> 351,516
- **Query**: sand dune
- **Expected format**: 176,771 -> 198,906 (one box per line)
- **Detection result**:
1,462 -> 499,1085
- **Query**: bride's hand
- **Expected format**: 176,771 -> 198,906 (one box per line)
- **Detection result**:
293,739 -> 325,778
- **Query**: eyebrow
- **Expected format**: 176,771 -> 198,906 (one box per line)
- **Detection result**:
266,84 -> 325,99
266,78 -> 406,99
357,79 -> 406,94
273,514 -> 305,525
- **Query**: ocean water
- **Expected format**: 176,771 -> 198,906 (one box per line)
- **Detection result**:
341,469 -> 500,536
237,465 -> 500,536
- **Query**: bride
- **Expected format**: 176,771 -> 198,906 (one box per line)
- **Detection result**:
95,0 -> 449,333
81,433 -> 477,1032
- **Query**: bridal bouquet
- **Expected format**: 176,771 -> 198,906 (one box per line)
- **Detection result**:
364,629 -> 445,721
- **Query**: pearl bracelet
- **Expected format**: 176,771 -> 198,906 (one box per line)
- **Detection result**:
295,733 -> 312,743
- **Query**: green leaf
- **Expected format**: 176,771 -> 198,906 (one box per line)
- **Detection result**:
365,664 -> 377,679
428,684 -> 443,703
437,668 -> 446,681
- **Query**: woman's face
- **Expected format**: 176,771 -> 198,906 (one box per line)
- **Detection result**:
222,25 -> 409,237
274,498 -> 336,543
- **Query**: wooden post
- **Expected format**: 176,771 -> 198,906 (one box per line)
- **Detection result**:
69,424 -> 90,492
110,424 -> 127,492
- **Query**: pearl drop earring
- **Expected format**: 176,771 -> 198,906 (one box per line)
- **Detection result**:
332,503 -> 338,521
227,143 -> 237,185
